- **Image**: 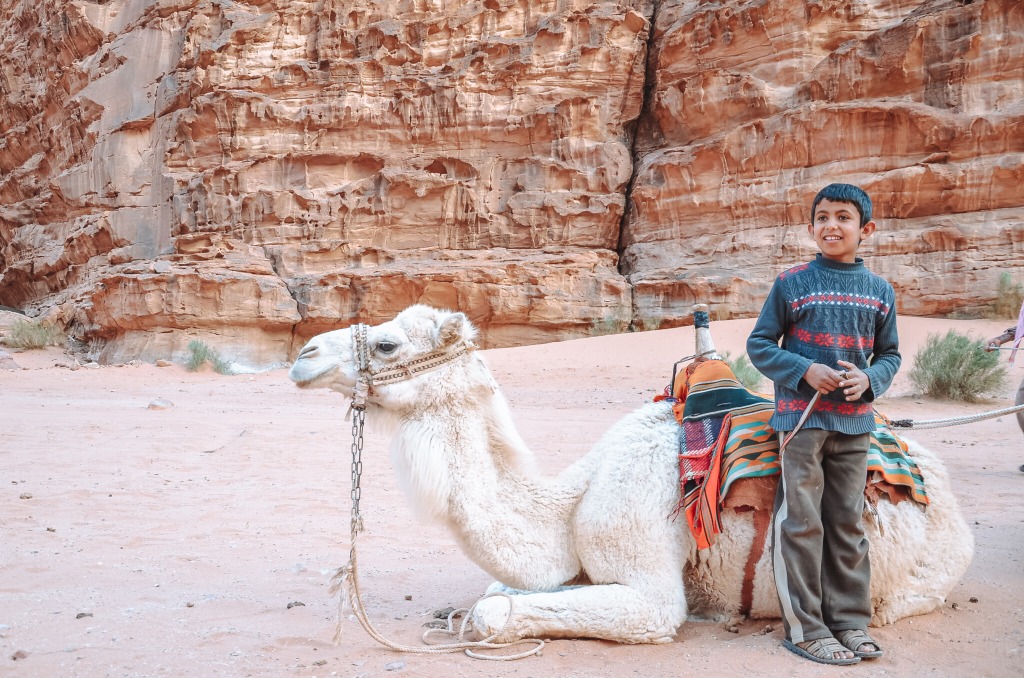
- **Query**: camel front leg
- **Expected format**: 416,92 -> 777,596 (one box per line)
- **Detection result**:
469,580 -> 686,644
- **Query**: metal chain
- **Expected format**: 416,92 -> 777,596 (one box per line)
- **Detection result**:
349,405 -> 366,545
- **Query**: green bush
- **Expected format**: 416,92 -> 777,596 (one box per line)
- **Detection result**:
185,340 -> 233,375
909,330 -> 1007,402
633,315 -> 663,332
2,319 -> 65,349
992,272 -> 1024,319
721,351 -> 764,392
589,316 -> 622,336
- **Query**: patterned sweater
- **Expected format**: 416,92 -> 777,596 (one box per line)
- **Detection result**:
746,254 -> 901,435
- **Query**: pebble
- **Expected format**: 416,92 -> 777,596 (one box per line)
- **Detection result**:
147,399 -> 174,410
384,660 -> 406,671
287,601 -> 305,609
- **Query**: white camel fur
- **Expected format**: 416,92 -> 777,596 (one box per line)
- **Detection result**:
289,304 -> 973,644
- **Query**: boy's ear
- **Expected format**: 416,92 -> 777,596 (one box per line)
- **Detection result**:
860,220 -> 877,239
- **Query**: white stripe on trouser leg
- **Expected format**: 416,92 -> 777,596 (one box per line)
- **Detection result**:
773,433 -> 804,643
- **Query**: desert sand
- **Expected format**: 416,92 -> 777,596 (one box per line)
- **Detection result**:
1,316 -> 1022,678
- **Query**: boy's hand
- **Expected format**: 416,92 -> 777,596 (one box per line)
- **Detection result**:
836,360 -> 868,401
803,363 -> 844,395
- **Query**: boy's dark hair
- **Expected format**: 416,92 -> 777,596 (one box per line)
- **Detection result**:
811,183 -> 873,227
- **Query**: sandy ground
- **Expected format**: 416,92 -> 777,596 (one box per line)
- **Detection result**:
1,316 -> 1022,678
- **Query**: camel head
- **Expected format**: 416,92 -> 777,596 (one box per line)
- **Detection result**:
288,305 -> 480,408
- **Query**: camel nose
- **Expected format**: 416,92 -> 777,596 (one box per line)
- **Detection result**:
296,342 -> 318,361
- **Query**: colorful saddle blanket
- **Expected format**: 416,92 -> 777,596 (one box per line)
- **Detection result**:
656,359 -> 928,550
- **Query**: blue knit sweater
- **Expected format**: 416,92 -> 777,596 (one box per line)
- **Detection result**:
746,254 -> 901,435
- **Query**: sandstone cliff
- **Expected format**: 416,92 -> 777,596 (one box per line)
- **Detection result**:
0,0 -> 1020,366
626,0 -> 1024,326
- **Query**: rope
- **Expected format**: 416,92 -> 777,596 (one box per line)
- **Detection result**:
778,391 -> 821,453
331,326 -> 544,660
884,403 -> 1024,430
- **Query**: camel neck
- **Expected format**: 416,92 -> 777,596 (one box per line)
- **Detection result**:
390,401 -> 586,590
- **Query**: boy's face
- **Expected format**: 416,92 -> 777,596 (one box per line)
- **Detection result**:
808,198 -> 876,263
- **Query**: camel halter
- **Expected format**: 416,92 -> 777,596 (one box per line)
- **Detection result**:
334,323 -> 544,660
348,322 -> 477,409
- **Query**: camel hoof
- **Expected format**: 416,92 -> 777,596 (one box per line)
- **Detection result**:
468,595 -> 514,641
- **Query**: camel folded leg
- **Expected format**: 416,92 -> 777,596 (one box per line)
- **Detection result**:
469,581 -> 686,644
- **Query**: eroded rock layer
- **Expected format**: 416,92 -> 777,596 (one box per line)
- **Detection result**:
0,0 -> 1021,366
0,0 -> 648,364
626,0 -> 1024,325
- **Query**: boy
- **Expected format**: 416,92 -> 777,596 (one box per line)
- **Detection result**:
747,183 -> 901,665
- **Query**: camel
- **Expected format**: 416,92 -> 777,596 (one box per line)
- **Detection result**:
288,304 -> 974,644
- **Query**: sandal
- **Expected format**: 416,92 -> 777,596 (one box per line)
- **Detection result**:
836,629 -> 884,659
783,637 -> 861,665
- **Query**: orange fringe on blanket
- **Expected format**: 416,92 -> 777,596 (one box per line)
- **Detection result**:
673,413 -> 731,550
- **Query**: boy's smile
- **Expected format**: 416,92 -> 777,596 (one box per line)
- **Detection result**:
808,198 -> 876,263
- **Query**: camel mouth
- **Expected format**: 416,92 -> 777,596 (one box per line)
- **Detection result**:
289,365 -> 360,401
288,362 -> 340,389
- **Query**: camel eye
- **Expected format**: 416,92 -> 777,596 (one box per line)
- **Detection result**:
376,340 -> 398,355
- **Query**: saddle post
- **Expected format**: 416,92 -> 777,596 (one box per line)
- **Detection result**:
692,304 -> 721,360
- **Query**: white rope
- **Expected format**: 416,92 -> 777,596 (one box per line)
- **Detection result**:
885,403 -> 1024,430
330,551 -> 544,660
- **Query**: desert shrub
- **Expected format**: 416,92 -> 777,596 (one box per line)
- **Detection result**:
721,351 -> 764,391
909,330 -> 1007,402
632,315 -> 663,332
992,272 -> 1024,319
590,316 -> 622,336
185,340 -> 233,375
2,319 -> 65,349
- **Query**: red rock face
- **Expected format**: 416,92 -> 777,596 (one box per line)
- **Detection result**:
0,0 -> 1021,366
626,0 -> 1024,325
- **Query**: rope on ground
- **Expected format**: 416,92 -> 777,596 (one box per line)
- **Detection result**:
331,555 -> 544,660
885,403 -> 1024,430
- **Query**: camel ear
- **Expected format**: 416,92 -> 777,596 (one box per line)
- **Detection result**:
436,312 -> 469,348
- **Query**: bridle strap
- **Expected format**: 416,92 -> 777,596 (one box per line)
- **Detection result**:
349,322 -> 476,408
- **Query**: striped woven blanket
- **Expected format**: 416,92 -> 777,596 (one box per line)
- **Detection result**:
657,359 -> 928,549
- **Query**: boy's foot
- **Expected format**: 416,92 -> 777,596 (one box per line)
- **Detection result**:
835,629 -> 884,659
783,637 -> 860,665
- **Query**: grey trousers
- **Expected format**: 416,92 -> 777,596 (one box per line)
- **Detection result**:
772,428 -> 871,644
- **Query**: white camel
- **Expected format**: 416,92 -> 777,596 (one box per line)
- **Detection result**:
289,304 -> 973,644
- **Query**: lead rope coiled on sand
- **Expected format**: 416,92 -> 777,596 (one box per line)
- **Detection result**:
330,326 -> 544,661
